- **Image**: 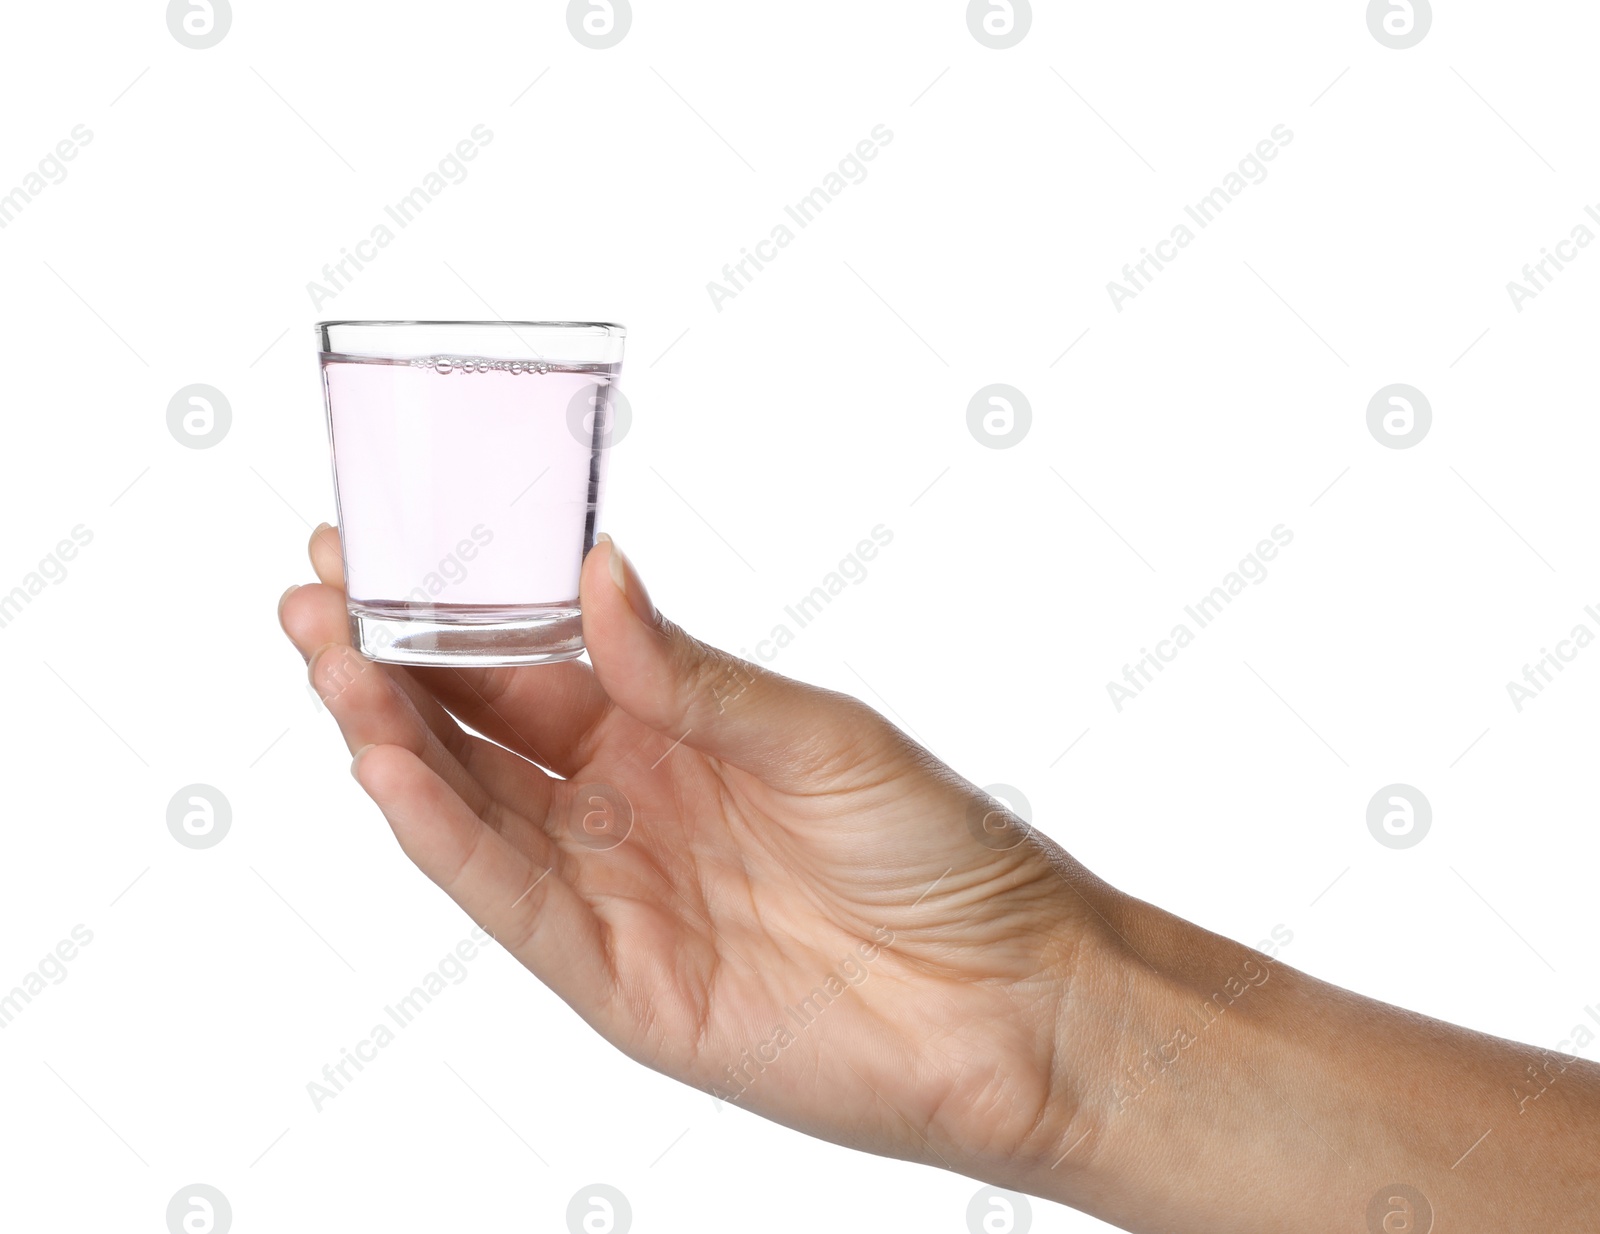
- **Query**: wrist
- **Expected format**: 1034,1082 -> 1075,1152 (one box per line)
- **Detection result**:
940,877 -> 1170,1200
1008,886 -> 1298,1223
994,873 -> 1600,1232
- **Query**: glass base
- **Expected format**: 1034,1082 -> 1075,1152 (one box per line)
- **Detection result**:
349,602 -> 585,667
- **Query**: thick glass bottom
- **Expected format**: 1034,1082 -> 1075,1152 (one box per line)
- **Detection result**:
348,602 -> 584,667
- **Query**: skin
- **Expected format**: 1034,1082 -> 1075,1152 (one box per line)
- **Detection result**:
280,525 -> 1600,1232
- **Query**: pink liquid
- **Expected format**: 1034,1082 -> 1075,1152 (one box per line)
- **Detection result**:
322,354 -> 617,629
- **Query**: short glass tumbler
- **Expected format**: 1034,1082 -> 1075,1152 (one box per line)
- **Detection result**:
317,320 -> 626,666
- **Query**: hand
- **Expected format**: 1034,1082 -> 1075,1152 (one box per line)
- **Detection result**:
280,525 -> 1600,1233
278,525 -> 1121,1188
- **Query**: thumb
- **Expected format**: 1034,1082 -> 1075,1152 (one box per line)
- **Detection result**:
580,534 -> 891,789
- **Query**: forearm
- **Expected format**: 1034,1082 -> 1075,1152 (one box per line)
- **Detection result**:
1026,891 -> 1600,1232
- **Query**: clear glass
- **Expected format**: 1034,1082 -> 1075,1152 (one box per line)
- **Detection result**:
317,320 -> 626,666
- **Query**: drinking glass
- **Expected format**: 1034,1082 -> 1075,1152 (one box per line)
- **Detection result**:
317,320 -> 626,666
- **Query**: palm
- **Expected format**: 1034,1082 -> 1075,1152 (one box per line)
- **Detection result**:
284,528 -> 1084,1173
518,710 -> 1075,1167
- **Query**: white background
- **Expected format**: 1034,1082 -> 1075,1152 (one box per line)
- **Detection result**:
2,1 -> 1597,1230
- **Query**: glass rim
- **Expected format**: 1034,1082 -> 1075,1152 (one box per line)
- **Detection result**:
316,319 -> 625,333
317,320 -> 626,364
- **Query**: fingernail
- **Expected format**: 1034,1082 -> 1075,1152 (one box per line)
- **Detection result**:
278,583 -> 300,620
351,743 -> 375,779
603,535 -> 656,625
313,521 -> 332,536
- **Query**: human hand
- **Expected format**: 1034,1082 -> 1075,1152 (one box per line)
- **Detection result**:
278,525 -> 1125,1193
281,525 -> 1600,1233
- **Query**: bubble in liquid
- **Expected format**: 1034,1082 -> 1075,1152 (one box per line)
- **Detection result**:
396,354 -> 565,375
